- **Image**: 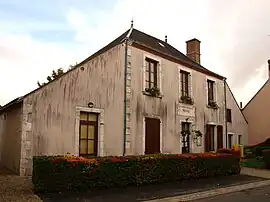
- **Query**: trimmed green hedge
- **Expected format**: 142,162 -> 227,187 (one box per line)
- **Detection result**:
32,153 -> 240,193
263,150 -> 270,169
256,146 -> 270,157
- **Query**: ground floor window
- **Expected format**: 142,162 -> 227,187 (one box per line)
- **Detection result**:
79,112 -> 98,156
238,135 -> 242,145
228,134 -> 233,149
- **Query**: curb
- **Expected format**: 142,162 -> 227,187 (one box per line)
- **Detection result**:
145,179 -> 270,202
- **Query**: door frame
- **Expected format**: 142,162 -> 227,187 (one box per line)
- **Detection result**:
142,115 -> 163,154
75,106 -> 105,156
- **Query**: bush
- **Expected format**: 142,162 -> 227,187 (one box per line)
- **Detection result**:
262,149 -> 270,169
32,153 -> 240,193
255,146 -> 270,157
217,148 -> 241,158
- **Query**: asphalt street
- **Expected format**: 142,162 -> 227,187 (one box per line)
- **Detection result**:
194,185 -> 270,202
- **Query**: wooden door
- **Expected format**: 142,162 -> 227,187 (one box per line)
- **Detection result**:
79,112 -> 98,156
217,125 -> 223,149
145,117 -> 160,154
205,124 -> 214,152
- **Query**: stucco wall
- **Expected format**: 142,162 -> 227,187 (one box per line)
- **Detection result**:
128,45 -> 226,155
0,104 -> 22,174
243,81 -> 270,145
20,44 -> 125,175
226,83 -> 248,146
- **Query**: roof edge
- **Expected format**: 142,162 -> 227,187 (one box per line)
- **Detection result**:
132,41 -> 225,80
0,96 -> 24,113
242,79 -> 269,111
225,82 -> 248,124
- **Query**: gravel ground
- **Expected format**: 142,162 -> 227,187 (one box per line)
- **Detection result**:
194,185 -> 270,202
0,169 -> 41,202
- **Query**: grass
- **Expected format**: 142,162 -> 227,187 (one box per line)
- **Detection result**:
241,158 -> 266,169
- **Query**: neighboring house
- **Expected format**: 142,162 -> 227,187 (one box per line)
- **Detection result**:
225,83 -> 248,148
0,25 -> 247,176
242,60 -> 270,145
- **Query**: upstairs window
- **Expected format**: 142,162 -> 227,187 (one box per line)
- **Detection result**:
180,70 -> 190,97
226,109 -> 232,123
207,79 -> 215,103
145,57 -> 158,89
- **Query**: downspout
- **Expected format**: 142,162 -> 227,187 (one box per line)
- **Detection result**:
123,38 -> 128,156
224,78 -> 228,148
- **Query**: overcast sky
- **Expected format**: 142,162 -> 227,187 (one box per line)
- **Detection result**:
0,0 -> 270,106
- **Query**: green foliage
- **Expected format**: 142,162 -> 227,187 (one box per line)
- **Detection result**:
255,146 -> 270,157
262,150 -> 270,169
240,158 -> 266,169
32,153 -> 240,193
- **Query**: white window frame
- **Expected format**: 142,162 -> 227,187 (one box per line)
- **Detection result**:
206,77 -> 217,104
142,115 -> 163,154
178,66 -> 193,100
143,54 -> 162,94
75,106 -> 105,157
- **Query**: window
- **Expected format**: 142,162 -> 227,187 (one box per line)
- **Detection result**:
207,79 -> 215,103
181,122 -> 190,154
79,112 -> 98,156
180,70 -> 190,97
228,134 -> 233,149
145,57 -> 158,89
205,124 -> 215,152
238,135 -> 242,145
226,109 -> 232,123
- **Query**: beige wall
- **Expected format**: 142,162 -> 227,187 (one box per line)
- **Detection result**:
226,83 -> 248,146
20,44 -> 125,175
127,45 -> 226,155
243,81 -> 270,145
0,104 -> 22,174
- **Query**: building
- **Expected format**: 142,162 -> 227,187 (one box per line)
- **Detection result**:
0,25 -> 248,176
242,60 -> 270,145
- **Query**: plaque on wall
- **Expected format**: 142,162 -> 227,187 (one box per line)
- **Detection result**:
177,104 -> 195,117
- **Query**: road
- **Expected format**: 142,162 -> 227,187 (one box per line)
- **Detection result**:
194,185 -> 270,202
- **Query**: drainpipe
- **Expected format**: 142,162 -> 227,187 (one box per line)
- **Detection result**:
224,78 -> 228,148
123,38 -> 128,156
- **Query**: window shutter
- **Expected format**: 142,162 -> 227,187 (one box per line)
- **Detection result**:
188,73 -> 192,97
143,59 -> 146,91
158,63 -> 162,93
213,82 -> 217,102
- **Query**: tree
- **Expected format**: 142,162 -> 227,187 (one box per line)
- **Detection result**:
37,67 -> 65,87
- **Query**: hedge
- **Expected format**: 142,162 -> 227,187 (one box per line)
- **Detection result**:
255,146 -> 270,157
262,149 -> 270,169
217,148 -> 241,157
32,153 -> 240,193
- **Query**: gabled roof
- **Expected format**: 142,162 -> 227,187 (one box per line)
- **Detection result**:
0,27 -> 225,111
242,79 -> 269,110
225,82 -> 248,124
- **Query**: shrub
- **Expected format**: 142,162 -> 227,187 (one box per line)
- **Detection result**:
262,149 -> 270,169
255,146 -> 270,157
32,153 -> 240,193
217,148 -> 241,158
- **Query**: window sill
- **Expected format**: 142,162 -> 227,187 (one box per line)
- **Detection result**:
179,99 -> 194,106
142,91 -> 163,98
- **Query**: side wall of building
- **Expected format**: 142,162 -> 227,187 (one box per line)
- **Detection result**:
127,45 -> 226,155
20,44 -> 125,175
226,83 -> 248,146
0,104 -> 22,174
243,81 -> 270,145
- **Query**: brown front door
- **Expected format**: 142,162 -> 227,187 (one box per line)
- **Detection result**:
205,124 -> 215,152
217,125 -> 223,149
145,117 -> 160,154
79,112 -> 98,157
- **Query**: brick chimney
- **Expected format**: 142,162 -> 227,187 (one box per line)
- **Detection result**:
186,38 -> 201,64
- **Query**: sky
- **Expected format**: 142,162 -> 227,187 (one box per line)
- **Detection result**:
0,0 -> 270,106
